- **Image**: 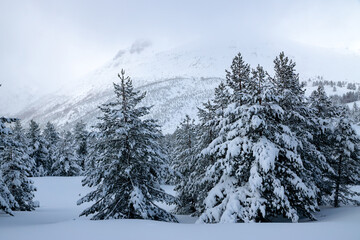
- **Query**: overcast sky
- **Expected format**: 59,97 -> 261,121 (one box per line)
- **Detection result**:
1,0 -> 360,98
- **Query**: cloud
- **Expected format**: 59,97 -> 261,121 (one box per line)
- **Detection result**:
113,50 -> 126,60
129,40 -> 152,54
1,0 -> 360,112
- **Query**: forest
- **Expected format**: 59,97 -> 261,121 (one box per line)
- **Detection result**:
1,52 -> 360,223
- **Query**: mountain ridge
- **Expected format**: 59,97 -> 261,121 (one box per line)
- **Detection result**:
12,40 -> 360,133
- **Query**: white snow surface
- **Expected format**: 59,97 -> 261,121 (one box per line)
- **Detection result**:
1,177 -> 360,240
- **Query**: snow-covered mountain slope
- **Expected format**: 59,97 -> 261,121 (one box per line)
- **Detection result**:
17,76 -> 222,134
13,40 -> 360,133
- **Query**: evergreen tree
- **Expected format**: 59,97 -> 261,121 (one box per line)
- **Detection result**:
190,100 -> 219,215
52,131 -> 81,176
309,83 -> 360,207
308,86 -> 340,204
0,117 -> 16,135
159,133 -> 177,184
73,121 -> 88,171
43,122 -> 60,175
197,55 -> 318,223
0,117 -> 17,215
1,132 -> 36,211
172,115 -> 198,214
0,170 -> 16,215
225,52 -> 250,104
12,121 -> 34,176
271,52 -> 328,207
195,56 -> 253,220
172,115 -> 197,183
78,70 -> 177,222
330,118 -> 360,207
351,102 -> 360,123
177,82 -> 231,216
213,82 -> 230,115
83,131 -> 98,173
309,85 -> 339,119
27,120 -> 48,176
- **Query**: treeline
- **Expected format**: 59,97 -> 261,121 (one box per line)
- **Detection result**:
0,117 -> 89,215
311,78 -> 357,90
311,78 -> 360,104
1,52 -> 360,223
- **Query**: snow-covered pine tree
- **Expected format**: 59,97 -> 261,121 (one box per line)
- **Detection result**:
27,120 -> 48,176
12,121 -> 34,176
78,70 -> 177,222
213,82 -> 230,115
197,56 -> 319,223
0,172 -> 16,215
330,118 -> 360,207
158,133 -> 176,185
43,122 -> 60,175
308,86 -> 339,204
52,131 -> 81,176
172,115 -> 198,214
351,102 -> 360,124
0,117 -> 16,135
83,131 -> 98,173
196,101 -> 217,157
194,54 -> 253,203
73,121 -> 88,172
270,52 -> 327,208
0,117 -> 17,215
309,85 -> 339,120
172,115 -> 197,182
175,82 -> 231,216
196,55 -> 254,222
1,129 -> 36,211
225,52 -> 250,104
188,100 -> 219,215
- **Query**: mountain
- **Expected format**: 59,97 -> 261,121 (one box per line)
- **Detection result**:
12,40 -> 360,133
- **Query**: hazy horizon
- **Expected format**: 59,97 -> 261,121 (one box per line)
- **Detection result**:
1,0 -> 360,114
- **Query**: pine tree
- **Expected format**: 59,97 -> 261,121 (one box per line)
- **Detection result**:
271,52 -> 328,207
83,131 -> 98,173
0,170 -> 16,215
0,117 -> 17,215
12,121 -> 34,176
309,85 -> 339,119
73,121 -> 88,172
177,83 -> 231,216
194,56 -> 253,220
172,115 -> 197,182
78,70 -> 177,222
43,122 -> 60,175
1,131 -> 36,211
351,102 -> 360,123
27,120 -> 48,176
190,100 -> 219,215
52,131 -> 81,176
159,133 -> 176,185
308,86 -> 340,204
213,82 -> 230,115
225,53 -> 250,104
330,118 -> 360,207
197,55 -> 318,223
172,115 -> 198,214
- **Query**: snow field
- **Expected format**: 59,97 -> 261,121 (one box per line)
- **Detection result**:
0,177 -> 360,240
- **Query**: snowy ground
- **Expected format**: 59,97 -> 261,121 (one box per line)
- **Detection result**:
1,177 -> 360,240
